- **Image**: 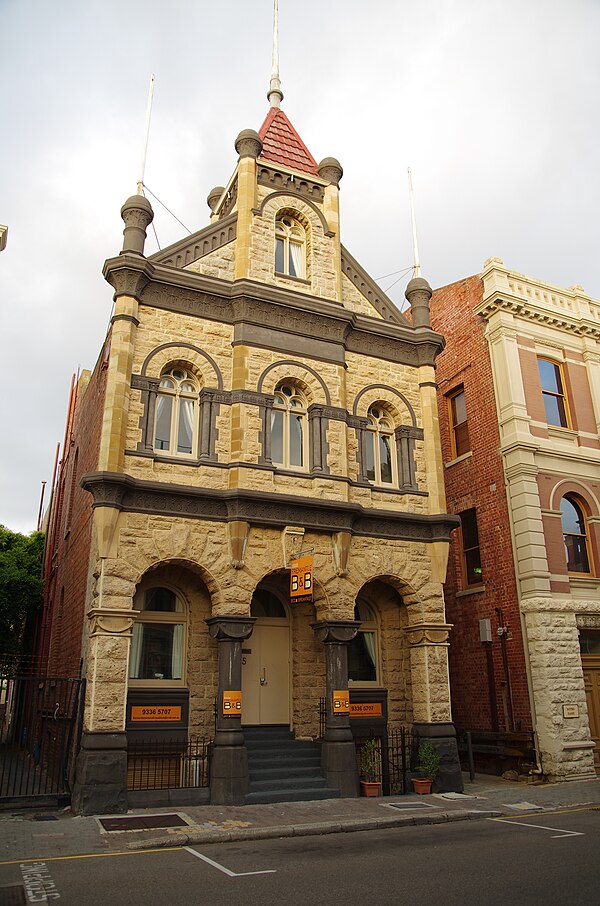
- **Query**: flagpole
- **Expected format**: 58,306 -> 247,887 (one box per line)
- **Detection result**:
137,73 -> 155,195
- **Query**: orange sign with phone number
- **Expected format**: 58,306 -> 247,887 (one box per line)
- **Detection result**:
131,706 -> 181,722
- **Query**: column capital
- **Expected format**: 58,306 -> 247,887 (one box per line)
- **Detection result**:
87,607 -> 140,637
312,620 -> 361,644
404,622 -> 452,647
206,615 -> 255,642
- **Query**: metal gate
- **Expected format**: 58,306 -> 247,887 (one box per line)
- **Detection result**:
0,675 -> 85,806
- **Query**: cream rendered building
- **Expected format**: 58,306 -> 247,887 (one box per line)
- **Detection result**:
477,257 -> 600,779
63,94 -> 463,813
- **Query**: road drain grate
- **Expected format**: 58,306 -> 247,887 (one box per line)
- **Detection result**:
99,813 -> 189,832
385,801 -> 435,810
0,886 -> 26,905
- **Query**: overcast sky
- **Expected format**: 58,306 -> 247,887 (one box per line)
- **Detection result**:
1,0 -> 598,534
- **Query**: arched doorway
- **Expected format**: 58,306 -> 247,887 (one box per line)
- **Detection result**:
242,586 -> 291,726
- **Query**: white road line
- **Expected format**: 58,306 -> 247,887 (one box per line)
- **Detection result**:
490,818 -> 584,839
184,846 -> 277,877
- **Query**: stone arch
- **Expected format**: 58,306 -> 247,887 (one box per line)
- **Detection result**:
257,191 -> 331,237
355,573 -> 419,608
353,384 -> 417,427
116,553 -> 223,612
134,558 -> 218,599
257,359 -> 331,405
131,559 -> 219,737
351,575 -> 415,728
549,479 -> 600,516
141,342 -> 223,390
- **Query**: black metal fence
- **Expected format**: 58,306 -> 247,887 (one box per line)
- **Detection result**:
318,698 -> 412,795
0,675 -> 85,805
127,736 -> 211,791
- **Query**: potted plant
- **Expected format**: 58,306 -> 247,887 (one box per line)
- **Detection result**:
359,738 -> 382,797
412,740 -> 441,794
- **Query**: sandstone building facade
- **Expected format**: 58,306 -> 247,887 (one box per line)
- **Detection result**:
430,258 -> 600,780
41,98 -> 463,813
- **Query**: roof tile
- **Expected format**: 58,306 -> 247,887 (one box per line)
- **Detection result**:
257,108 -> 318,176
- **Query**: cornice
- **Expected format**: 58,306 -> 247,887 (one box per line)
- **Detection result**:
477,263 -> 600,341
136,270 -> 444,367
341,245 -> 408,326
81,472 -> 460,543
148,213 -> 238,268
256,163 -> 325,204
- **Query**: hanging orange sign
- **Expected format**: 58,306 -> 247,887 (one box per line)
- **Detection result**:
290,554 -> 313,604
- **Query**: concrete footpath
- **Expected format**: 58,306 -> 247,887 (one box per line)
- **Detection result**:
1,774 -> 599,862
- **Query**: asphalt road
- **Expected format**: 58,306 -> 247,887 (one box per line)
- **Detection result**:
1,807 -> 598,905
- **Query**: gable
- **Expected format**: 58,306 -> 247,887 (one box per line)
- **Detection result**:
341,246 -> 408,326
149,213 -> 237,270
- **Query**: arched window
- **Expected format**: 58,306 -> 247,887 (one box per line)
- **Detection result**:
365,405 -> 395,485
561,496 -> 591,574
348,599 -> 379,684
154,367 -> 199,456
129,586 -> 186,685
271,383 -> 308,470
275,215 -> 306,279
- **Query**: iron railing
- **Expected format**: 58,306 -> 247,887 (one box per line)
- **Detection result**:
318,697 -> 412,795
127,736 -> 211,791
0,675 -> 85,804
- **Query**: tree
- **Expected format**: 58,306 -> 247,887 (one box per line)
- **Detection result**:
0,525 -> 44,672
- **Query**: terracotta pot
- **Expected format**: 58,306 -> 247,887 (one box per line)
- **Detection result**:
360,780 -> 382,797
411,777 -> 433,794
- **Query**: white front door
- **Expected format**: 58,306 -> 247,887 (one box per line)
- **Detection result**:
242,621 -> 290,725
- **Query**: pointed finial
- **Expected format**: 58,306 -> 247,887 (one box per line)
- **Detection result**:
407,167 -> 421,278
267,0 -> 283,108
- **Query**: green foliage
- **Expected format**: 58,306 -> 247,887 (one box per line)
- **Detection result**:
415,740 -> 441,780
0,525 -> 44,669
359,738 -> 380,783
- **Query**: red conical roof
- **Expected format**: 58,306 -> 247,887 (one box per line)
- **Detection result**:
258,107 -> 318,176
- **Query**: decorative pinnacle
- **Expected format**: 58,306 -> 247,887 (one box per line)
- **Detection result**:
267,0 -> 284,108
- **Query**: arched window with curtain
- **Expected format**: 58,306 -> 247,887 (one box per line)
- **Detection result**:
561,495 -> 592,574
348,599 -> 379,684
365,405 -> 396,486
129,586 -> 186,684
271,383 -> 308,470
275,214 -> 306,279
154,366 -> 199,456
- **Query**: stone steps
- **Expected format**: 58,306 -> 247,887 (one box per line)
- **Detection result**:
243,725 -> 340,805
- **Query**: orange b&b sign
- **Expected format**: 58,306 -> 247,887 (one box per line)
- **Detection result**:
222,690 -> 242,716
290,554 -> 313,604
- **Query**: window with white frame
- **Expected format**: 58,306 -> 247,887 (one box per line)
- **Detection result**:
129,587 -> 186,684
154,367 -> 199,456
275,215 -> 306,279
348,599 -> 379,684
365,405 -> 395,485
271,383 -> 308,470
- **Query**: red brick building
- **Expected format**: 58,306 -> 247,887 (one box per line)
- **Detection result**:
431,258 -> 600,780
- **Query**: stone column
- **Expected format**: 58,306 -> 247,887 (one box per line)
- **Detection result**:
405,621 -> 463,793
312,620 -> 361,797
199,389 -> 214,461
206,615 -> 255,804
309,406 -> 323,472
72,607 -> 138,815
